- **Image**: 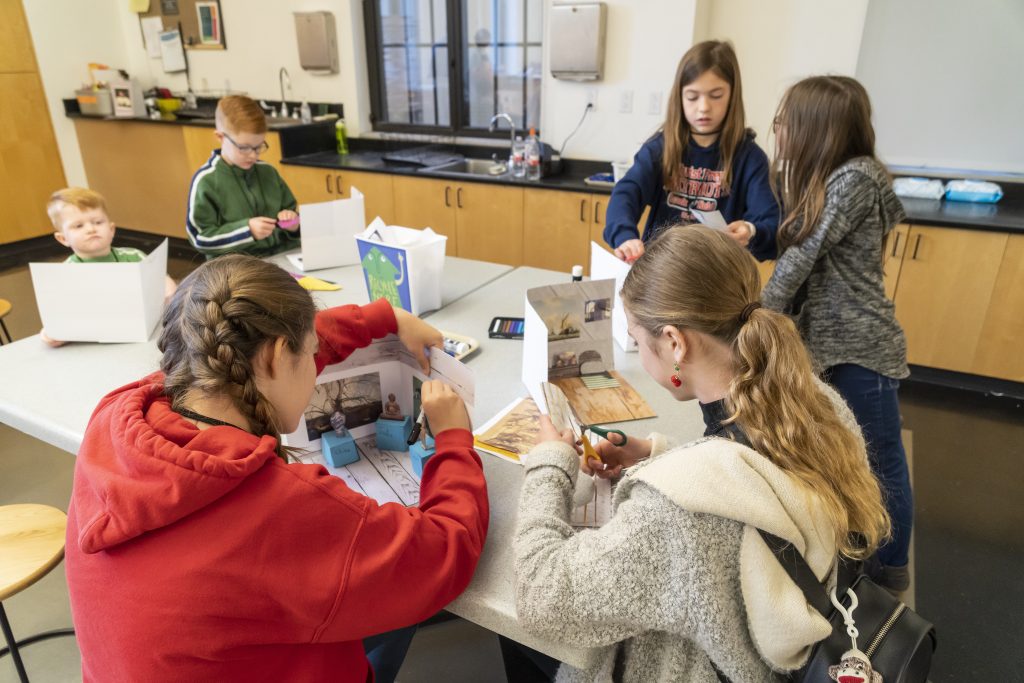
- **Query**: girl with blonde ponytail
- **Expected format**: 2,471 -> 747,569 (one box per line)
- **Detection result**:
65,255 -> 489,683
513,225 -> 889,682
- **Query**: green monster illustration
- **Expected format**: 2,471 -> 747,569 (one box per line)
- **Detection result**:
361,247 -> 406,307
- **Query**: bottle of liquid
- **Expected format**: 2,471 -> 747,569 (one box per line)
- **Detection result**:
511,135 -> 526,178
526,128 -> 541,181
571,265 -> 583,282
335,118 -> 349,155
299,101 -> 312,124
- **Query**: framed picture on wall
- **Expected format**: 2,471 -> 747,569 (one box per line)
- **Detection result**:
195,1 -> 221,46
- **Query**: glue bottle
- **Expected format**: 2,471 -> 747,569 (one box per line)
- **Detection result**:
571,265 -> 584,282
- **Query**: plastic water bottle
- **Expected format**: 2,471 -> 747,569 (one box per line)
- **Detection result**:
299,101 -> 312,124
526,128 -> 541,181
511,136 -> 526,178
335,118 -> 349,155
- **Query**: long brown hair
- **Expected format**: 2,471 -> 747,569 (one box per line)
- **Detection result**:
662,40 -> 747,194
772,76 -> 877,249
621,226 -> 889,559
158,255 -> 316,461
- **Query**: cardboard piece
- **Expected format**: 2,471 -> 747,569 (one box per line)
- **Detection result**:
30,240 -> 168,343
355,218 -> 447,316
286,188 -> 366,272
589,242 -> 637,352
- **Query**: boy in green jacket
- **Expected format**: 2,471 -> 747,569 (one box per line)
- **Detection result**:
185,95 -> 300,258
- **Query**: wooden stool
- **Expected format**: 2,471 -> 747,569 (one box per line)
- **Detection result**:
0,504 -> 75,683
0,299 -> 12,344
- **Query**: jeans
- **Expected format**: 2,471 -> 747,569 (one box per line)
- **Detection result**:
364,624 -> 418,683
823,363 -> 913,568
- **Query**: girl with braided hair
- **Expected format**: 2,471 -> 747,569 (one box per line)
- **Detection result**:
64,255 -> 488,682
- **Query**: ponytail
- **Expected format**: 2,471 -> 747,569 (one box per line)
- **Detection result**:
622,225 -> 889,559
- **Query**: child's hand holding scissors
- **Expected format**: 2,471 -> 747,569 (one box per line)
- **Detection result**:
584,432 -> 652,479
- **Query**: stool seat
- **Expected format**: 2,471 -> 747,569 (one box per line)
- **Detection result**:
0,299 -> 11,319
0,505 -> 67,602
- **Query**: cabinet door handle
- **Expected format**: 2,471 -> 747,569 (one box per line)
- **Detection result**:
594,201 -> 601,224
444,186 -> 451,208
335,174 -> 343,195
911,234 -> 922,260
457,187 -> 463,209
890,231 -> 901,258
325,173 -> 332,194
579,199 -> 586,222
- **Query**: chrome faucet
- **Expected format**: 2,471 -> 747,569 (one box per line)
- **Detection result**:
278,67 -> 291,118
489,113 -> 516,157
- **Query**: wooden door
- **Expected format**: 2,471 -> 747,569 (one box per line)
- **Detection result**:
892,225 -> 1007,372
523,189 -> 591,273
75,119 -> 190,239
279,164 -> 336,205
0,0 -> 66,244
971,234 -> 1024,381
454,182 -> 523,265
589,195 -> 611,257
336,170 -> 395,226
392,176 -> 457,254
883,223 -> 910,300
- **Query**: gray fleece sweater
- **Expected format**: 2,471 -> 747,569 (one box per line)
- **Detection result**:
761,156 -> 908,379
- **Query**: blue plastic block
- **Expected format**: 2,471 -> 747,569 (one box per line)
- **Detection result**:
322,431 -> 359,468
410,435 -> 436,478
375,415 -> 413,451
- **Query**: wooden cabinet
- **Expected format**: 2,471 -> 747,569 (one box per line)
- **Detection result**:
972,234 -> 1024,381
0,0 -> 36,73
883,223 -> 911,300
180,127 -> 283,175
454,183 -> 523,265
75,119 -> 191,239
281,165 -> 394,225
892,225 -> 1008,373
523,189 -> 592,273
392,176 -> 457,254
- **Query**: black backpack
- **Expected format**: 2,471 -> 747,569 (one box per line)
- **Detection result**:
757,530 -> 937,683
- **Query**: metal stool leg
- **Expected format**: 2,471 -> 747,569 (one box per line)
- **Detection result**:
0,603 -> 29,683
0,319 -> 11,344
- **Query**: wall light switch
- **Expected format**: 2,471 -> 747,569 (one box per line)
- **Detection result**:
619,89 -> 634,114
647,91 -> 663,116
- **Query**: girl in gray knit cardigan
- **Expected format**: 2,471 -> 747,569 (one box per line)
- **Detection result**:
513,226 -> 891,682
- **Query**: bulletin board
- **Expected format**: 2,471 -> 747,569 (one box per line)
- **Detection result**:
138,0 -> 226,50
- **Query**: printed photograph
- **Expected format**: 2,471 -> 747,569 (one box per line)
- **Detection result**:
476,398 -> 542,457
584,298 -> 612,323
304,371 -> 383,441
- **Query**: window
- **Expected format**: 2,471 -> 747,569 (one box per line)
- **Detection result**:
365,0 -> 542,136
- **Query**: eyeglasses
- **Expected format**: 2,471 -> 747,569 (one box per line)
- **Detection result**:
223,132 -> 269,155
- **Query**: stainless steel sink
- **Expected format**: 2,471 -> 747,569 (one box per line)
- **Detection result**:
421,158 -> 509,177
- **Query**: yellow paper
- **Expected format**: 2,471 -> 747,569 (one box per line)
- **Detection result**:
129,0 -> 150,12
296,276 -> 341,291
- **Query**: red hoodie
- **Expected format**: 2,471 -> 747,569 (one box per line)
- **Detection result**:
65,300 -> 489,682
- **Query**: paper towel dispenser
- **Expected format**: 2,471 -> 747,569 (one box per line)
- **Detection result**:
549,2 -> 607,81
294,12 -> 339,74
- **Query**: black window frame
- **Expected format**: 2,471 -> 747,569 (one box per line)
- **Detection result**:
363,0 -> 541,138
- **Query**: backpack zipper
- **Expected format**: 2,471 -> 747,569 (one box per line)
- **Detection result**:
865,603 -> 906,657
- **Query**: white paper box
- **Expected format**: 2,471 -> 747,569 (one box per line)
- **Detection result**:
287,188 -> 366,272
589,242 -> 637,352
30,240 -> 168,343
355,219 -> 447,316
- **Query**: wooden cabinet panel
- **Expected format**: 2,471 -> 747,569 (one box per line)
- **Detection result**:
883,223 -> 910,300
589,196 -> 610,259
972,234 -> 1024,381
279,164 -> 335,204
337,170 -> 395,226
180,127 -> 282,175
0,0 -> 37,73
754,259 -> 775,290
893,225 -> 1007,372
393,176 -> 457,254
523,189 -> 591,273
0,72 -> 66,243
75,119 -> 190,239
455,183 -> 523,265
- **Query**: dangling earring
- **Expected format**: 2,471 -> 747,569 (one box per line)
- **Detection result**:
670,364 -> 682,387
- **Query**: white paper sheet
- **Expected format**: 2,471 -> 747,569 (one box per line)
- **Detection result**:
141,16 -> 164,58
159,28 -> 186,73
689,209 -> 728,230
29,240 -> 168,343
589,242 -> 637,352
296,188 -> 366,271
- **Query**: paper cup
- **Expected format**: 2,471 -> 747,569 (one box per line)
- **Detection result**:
612,160 -> 632,183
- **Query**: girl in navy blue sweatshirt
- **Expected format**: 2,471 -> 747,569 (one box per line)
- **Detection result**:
604,41 -> 779,263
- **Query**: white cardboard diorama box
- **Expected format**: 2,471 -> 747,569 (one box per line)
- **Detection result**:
286,187 -> 366,272
29,240 -> 168,343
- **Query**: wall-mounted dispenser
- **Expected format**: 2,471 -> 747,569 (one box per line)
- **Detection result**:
549,2 -> 607,81
294,12 -> 339,74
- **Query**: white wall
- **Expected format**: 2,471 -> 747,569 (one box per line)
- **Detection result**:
538,0 -> 700,163
23,0 -> 131,187
698,0 -> 869,144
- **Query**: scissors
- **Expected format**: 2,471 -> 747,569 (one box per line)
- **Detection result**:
582,424 -> 627,446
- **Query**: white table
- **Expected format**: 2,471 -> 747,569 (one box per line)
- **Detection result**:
0,256 -> 510,455
420,267 -> 707,668
0,261 -> 706,670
